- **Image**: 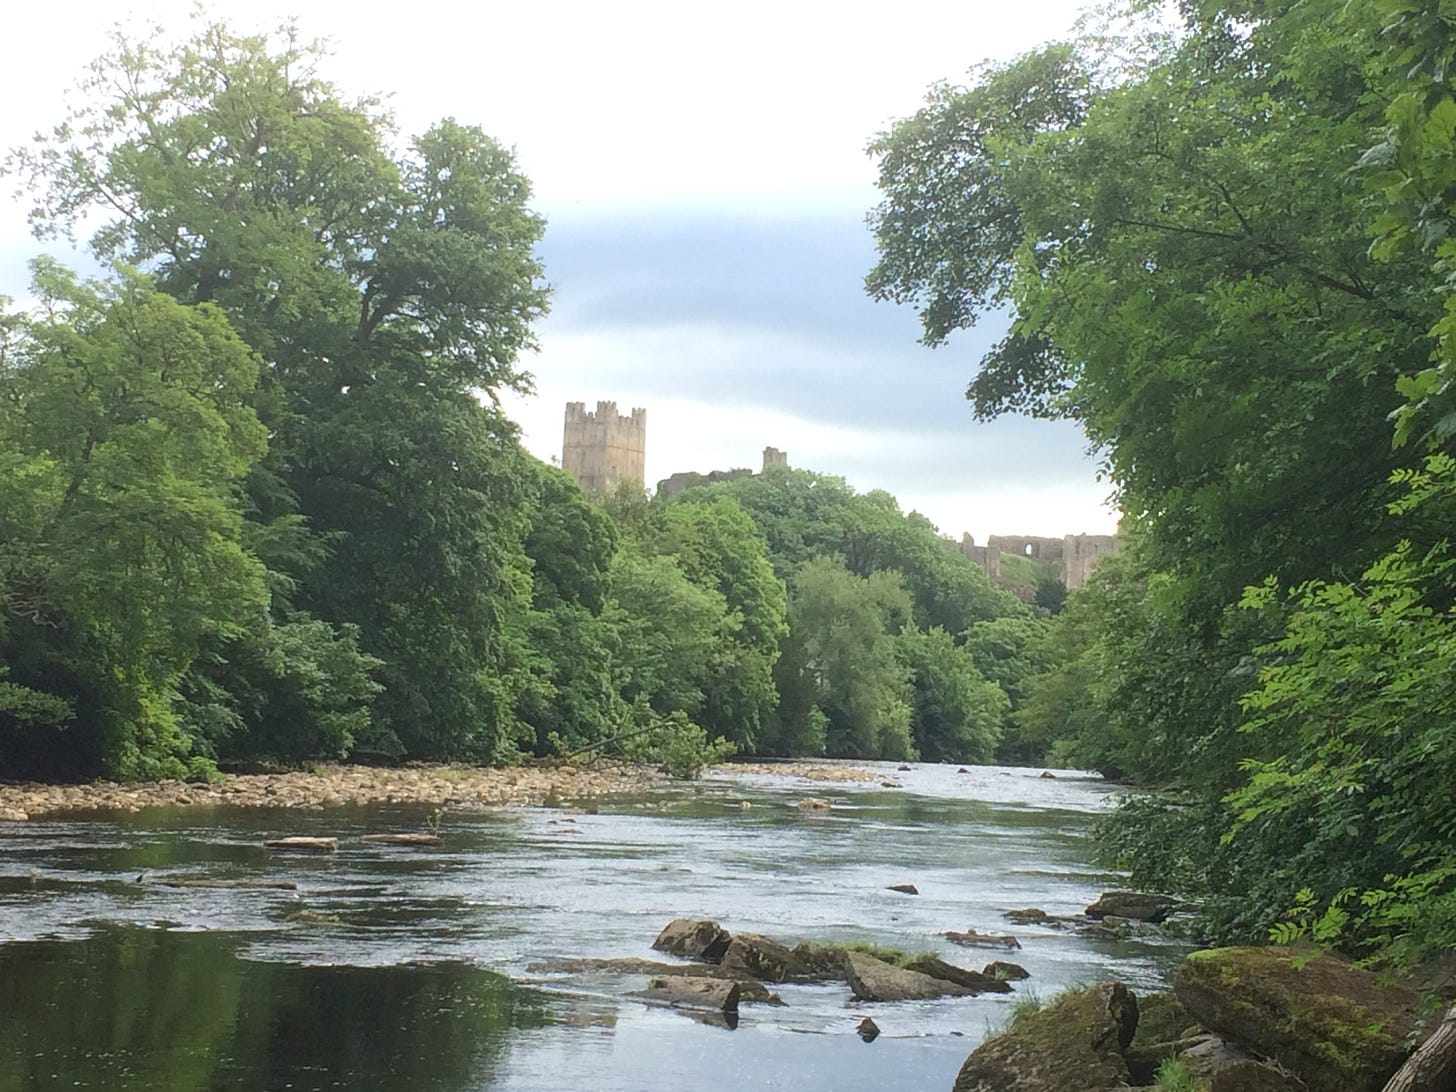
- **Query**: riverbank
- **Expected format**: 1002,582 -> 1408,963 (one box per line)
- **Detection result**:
0,760 -> 664,821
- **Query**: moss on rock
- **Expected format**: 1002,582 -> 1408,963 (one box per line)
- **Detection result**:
951,982 -> 1137,1092
1173,946 -> 1422,1092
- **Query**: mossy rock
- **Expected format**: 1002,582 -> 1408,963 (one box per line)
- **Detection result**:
951,982 -> 1137,1092
1174,947 -> 1422,1092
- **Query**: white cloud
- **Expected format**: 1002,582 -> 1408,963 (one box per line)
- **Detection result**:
6,0 -> 1120,545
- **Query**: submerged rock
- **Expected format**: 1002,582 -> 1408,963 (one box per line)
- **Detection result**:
1084,890 -> 1179,923
945,928 -> 1021,949
652,918 -> 731,962
263,836 -> 337,853
530,957 -> 781,1002
359,833 -> 442,846
857,1017 -> 880,1042
1173,946 -> 1424,1092
887,883 -> 919,895
843,952 -> 974,1002
796,797 -> 831,810
951,982 -> 1137,1092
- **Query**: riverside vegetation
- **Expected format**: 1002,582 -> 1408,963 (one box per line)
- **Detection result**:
864,0 -> 1456,1082
0,20 -> 1041,790
4,0 -> 1456,1081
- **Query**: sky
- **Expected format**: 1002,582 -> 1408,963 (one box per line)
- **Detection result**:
0,0 -> 1119,543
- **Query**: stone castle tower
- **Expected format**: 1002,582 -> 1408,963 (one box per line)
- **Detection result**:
562,401 -> 646,496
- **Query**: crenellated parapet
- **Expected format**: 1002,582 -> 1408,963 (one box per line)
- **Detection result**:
562,400 -> 647,496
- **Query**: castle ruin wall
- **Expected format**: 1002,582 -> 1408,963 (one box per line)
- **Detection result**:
562,400 -> 646,496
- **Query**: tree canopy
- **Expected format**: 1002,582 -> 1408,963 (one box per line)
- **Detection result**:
868,0 -> 1456,967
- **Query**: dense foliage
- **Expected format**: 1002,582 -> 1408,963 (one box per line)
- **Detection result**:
869,0 -> 1456,966
0,20 -> 1035,782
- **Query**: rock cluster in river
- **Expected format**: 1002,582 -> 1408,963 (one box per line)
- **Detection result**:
0,761 -> 660,821
1000,890 -> 1184,941
951,946 -> 1433,1092
533,917 -> 1029,1026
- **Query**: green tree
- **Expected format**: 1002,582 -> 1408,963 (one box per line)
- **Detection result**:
894,626 -> 1007,763
0,265 -> 267,778
1226,455 -> 1456,968
688,468 -> 1021,634
652,497 -> 786,749
513,462 -> 625,756
866,0 -> 1456,953
781,557 -> 915,760
10,20 -> 550,762
867,14 -> 1432,607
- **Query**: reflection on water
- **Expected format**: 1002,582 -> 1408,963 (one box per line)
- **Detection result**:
0,764 -> 1186,1091
0,927 -> 548,1091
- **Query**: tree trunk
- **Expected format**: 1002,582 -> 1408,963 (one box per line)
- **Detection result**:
1383,1004 -> 1456,1092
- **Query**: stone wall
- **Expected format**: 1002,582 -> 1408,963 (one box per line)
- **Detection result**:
657,447 -> 788,497
1062,533 -> 1119,591
960,532 -> 1120,593
562,401 -> 646,496
658,467 -> 753,497
986,534 -> 1066,564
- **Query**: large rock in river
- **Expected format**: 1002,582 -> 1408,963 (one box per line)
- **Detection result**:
952,982 -> 1138,1092
630,975 -> 740,1013
1173,946 -> 1423,1092
844,952 -> 974,1002
903,955 -> 1011,994
718,932 -> 806,982
652,918 -> 731,962
1084,890 -> 1179,923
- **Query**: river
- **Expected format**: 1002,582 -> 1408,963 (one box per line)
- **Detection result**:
0,762 -> 1184,1091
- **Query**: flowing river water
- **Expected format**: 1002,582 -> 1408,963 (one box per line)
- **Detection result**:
0,762 -> 1185,1091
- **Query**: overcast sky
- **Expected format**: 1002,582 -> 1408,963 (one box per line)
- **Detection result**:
1,0 -> 1119,542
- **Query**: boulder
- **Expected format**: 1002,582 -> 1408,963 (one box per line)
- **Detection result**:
1084,890 -> 1179,923
360,833 -> 442,846
797,797 -> 831,810
631,975 -> 740,1013
719,932 -> 807,982
844,951 -> 974,1002
856,1016 -> 880,1042
1173,946 -> 1424,1092
984,960 -> 1030,980
903,955 -> 1011,994
652,918 -> 731,962
951,982 -> 1138,1092
946,929 -> 1021,949
887,883 -> 919,895
1178,1037 -> 1302,1092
